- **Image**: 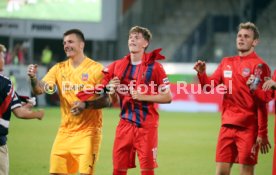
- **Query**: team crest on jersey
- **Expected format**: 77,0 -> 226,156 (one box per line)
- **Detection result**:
242,68 -> 250,77
163,77 -> 169,84
82,73 -> 89,81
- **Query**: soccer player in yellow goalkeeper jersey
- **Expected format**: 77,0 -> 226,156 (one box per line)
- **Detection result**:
27,29 -> 109,175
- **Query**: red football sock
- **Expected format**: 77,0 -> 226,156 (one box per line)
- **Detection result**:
113,169 -> 127,175
141,170 -> 154,175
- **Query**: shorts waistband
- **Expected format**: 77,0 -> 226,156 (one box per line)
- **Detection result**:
120,119 -> 140,127
58,127 -> 102,135
119,119 -> 158,128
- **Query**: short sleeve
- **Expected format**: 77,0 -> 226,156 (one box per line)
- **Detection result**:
0,79 -> 21,111
93,63 -> 104,85
42,64 -> 58,84
11,91 -> 22,110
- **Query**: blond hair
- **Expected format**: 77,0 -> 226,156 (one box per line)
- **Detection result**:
238,22 -> 260,39
129,26 -> 152,42
0,44 -> 7,53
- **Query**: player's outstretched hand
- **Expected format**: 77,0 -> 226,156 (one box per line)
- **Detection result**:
262,77 -> 276,91
193,60 -> 206,73
27,64 -> 38,78
256,136 -> 271,154
36,109 -> 44,120
71,101 -> 85,116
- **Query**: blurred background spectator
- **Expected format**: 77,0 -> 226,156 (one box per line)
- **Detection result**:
40,45 -> 52,67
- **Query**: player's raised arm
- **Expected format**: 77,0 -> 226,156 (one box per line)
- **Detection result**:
27,64 -> 45,95
193,60 -> 206,73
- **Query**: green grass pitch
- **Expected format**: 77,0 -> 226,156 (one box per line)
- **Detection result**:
8,108 -> 273,175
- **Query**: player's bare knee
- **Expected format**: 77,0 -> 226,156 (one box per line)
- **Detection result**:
216,167 -> 231,175
240,164 -> 254,175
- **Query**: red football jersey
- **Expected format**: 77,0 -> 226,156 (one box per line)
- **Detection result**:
197,51 -> 271,137
103,49 -> 170,127
117,61 -> 169,127
272,70 -> 276,175
272,70 -> 276,114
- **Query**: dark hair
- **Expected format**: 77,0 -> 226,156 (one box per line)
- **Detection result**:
63,29 -> 85,42
238,22 -> 260,40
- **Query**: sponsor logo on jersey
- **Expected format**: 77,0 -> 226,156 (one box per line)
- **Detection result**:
163,77 -> 169,84
223,70 -> 232,78
242,68 -> 250,77
226,65 -> 231,69
82,73 -> 88,81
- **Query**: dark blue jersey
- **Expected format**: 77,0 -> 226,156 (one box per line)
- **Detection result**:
102,49 -> 170,128
117,62 -> 169,127
0,74 -> 22,140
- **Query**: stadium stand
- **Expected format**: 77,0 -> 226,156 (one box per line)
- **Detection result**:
118,0 -> 274,65
256,0 -> 276,67
118,0 -> 241,61
3,0 -> 276,109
